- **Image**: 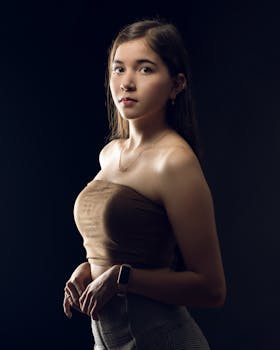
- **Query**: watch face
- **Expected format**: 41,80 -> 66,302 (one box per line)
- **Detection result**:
118,265 -> 131,284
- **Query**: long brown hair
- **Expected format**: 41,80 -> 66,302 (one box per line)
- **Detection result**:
105,18 -> 205,271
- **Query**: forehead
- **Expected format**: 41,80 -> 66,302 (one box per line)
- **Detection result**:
113,38 -> 160,63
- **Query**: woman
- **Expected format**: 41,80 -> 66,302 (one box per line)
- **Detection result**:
63,18 -> 226,349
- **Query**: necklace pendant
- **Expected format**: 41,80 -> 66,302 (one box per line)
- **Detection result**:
119,166 -> 128,172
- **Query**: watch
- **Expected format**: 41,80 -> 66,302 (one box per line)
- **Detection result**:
117,264 -> 132,296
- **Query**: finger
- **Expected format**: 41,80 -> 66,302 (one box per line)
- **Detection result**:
65,282 -> 80,304
67,287 -> 83,310
64,289 -> 82,312
64,285 -> 75,302
72,280 -> 86,296
79,289 -> 91,313
90,299 -> 99,321
64,288 -> 82,312
78,285 -> 88,308
63,295 -> 72,319
69,300 -> 83,313
79,293 -> 90,314
86,295 -> 97,317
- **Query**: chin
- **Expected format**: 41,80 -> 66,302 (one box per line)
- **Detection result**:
119,112 -> 143,120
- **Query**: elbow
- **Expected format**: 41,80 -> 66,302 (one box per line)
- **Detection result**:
208,282 -> 227,308
210,289 -> 226,307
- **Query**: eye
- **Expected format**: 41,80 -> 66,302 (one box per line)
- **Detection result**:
112,66 -> 124,74
140,66 -> 153,74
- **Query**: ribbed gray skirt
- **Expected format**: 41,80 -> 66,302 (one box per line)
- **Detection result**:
91,293 -> 210,350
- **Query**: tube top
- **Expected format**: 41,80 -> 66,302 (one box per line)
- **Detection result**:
73,179 -> 176,268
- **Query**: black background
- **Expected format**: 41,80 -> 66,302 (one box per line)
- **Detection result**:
1,1 -> 280,349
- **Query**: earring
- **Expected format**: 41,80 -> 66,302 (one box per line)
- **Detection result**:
171,98 -> 175,106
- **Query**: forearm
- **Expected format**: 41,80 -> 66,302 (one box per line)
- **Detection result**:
125,267 -> 224,308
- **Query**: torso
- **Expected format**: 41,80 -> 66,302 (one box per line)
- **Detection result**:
88,130 -> 196,280
88,262 -> 116,280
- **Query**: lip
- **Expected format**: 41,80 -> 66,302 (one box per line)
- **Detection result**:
119,97 -> 138,103
121,99 -> 137,107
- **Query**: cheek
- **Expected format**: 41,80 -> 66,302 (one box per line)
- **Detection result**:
144,78 -> 172,102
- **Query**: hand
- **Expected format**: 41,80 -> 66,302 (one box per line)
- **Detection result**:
63,262 -> 92,318
79,265 -> 120,320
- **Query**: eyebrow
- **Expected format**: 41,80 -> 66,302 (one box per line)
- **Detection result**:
112,59 -> 157,66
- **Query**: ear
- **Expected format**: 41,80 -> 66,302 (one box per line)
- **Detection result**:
170,73 -> 187,99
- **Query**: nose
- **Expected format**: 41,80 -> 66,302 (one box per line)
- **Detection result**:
120,82 -> 135,92
120,83 -> 129,91
120,72 -> 136,91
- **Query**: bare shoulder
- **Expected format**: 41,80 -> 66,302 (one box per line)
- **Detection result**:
158,144 -> 211,205
158,139 -> 204,179
99,138 -> 123,168
162,144 -> 199,167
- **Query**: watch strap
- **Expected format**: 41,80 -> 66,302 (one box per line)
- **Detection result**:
117,264 -> 132,296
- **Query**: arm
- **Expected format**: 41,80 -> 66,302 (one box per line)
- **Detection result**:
127,267 -> 223,307
125,150 -> 226,307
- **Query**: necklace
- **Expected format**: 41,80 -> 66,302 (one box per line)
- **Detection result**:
118,129 -> 171,172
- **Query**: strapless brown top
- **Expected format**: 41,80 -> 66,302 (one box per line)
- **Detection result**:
73,179 -> 176,268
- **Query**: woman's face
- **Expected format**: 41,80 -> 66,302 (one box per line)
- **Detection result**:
109,37 -> 175,123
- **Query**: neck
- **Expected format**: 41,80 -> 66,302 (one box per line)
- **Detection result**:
125,118 -> 172,151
